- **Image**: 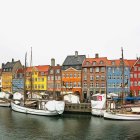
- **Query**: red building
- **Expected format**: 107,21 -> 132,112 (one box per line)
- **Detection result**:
128,58 -> 140,96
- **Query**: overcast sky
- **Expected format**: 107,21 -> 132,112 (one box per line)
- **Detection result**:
0,0 -> 139,67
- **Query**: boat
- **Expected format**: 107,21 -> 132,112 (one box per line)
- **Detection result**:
11,50 -> 65,116
11,100 -> 65,116
91,93 -> 106,116
0,92 -> 11,107
104,48 -> 140,120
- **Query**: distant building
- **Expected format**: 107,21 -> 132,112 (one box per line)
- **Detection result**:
25,65 -> 50,93
0,69 -> 2,92
12,68 -> 24,93
2,59 -> 22,92
107,59 -> 130,95
82,54 -> 108,100
128,58 -> 140,96
62,51 -> 86,99
47,62 -> 62,97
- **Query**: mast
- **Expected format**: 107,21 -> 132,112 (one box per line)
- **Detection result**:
24,52 -> 27,103
30,47 -> 33,99
121,47 -> 125,105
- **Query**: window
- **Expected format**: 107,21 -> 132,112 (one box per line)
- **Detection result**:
74,74 -> 77,77
70,74 -> 72,78
73,82 -> 76,87
78,82 -> 81,87
41,85 -> 44,89
130,74 -> 133,78
86,61 -> 89,65
83,68 -> 87,72
90,83 -> 94,88
138,81 -> 140,86
38,85 -> 40,89
138,74 -> 140,78
111,61 -> 115,65
55,76 -> 57,80
42,78 -> 44,82
134,82 -> 137,86
90,75 -> 94,81
138,67 -> 140,71
96,83 -> 99,87
83,83 -> 87,88
96,75 -> 100,80
50,70 -> 53,74
101,75 -> 105,80
130,82 -> 133,86
93,61 -> 96,65
90,68 -> 93,73
56,69 -> 60,74
100,61 -> 104,64
134,74 -> 137,78
58,76 -> 61,80
84,75 -> 87,80
101,67 -> 105,72
51,76 -> 54,80
41,72 -> 45,76
101,83 -> 105,87
134,67 -> 137,71
95,67 -> 99,72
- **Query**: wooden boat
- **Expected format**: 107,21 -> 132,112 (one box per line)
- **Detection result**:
11,100 -> 65,116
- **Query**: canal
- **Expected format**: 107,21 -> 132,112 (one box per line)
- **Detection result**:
0,107 -> 140,140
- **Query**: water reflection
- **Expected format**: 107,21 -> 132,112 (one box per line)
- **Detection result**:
0,107 -> 140,140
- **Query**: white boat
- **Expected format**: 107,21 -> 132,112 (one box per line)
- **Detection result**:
0,100 -> 11,107
104,111 -> 140,120
91,94 -> 106,116
11,100 -> 65,116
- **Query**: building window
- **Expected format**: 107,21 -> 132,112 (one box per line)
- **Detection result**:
41,72 -> 45,76
138,67 -> 140,71
95,67 -> 99,72
138,81 -> 140,86
58,76 -> 61,80
138,74 -> 140,78
66,74 -> 69,77
100,61 -> 104,64
70,74 -> 72,78
101,75 -> 105,80
73,82 -> 76,87
86,61 -> 89,65
101,67 -> 105,72
96,75 -> 100,80
130,82 -> 133,86
74,74 -> 77,77
42,78 -> 44,82
50,70 -> 53,74
111,61 -> 115,65
83,83 -> 87,88
56,69 -> 60,74
93,61 -> 96,65
130,74 -> 133,78
78,82 -> 81,87
84,75 -> 87,80
51,76 -> 54,80
90,75 -> 94,81
90,83 -> 94,88
134,82 -> 137,86
134,74 -> 137,78
101,83 -> 105,87
96,83 -> 99,87
134,67 -> 137,71
83,68 -> 87,72
90,68 -> 93,73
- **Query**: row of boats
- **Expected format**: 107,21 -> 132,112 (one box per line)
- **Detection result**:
1,91 -> 140,120
91,93 -> 140,120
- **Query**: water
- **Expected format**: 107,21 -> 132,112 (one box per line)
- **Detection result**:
0,107 -> 140,140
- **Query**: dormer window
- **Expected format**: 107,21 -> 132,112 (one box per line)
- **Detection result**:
93,61 -> 96,65
111,61 -> 115,65
100,61 -> 104,64
86,61 -> 89,65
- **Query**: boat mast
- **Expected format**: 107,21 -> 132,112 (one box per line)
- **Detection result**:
121,47 -> 125,105
24,52 -> 27,103
30,47 -> 33,99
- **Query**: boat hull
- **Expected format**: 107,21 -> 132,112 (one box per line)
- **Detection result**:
0,102 -> 11,107
11,102 -> 64,116
91,109 -> 105,117
104,112 -> 140,120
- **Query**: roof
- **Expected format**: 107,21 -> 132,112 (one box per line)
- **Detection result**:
62,55 -> 86,66
26,65 -> 50,72
2,60 -> 20,69
127,60 -> 136,68
16,68 -> 24,74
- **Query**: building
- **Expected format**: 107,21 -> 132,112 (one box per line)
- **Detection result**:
62,51 -> 86,99
12,68 -> 24,93
82,54 -> 108,100
1,59 -> 22,92
25,65 -> 50,93
107,59 -> 130,95
128,58 -> 140,96
47,59 -> 62,97
0,69 -> 2,92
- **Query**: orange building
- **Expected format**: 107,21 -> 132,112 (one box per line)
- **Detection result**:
61,51 -> 86,99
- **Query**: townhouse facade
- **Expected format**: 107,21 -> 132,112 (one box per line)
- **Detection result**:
25,65 -> 50,93
1,59 -> 22,92
107,59 -> 130,95
47,60 -> 62,96
129,58 -> 140,96
62,51 -> 86,99
0,69 -> 2,92
82,54 -> 108,100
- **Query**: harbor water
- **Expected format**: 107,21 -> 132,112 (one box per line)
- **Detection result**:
0,107 -> 140,140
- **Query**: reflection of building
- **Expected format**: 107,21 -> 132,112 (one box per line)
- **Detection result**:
0,69 -> 2,92
47,59 -> 61,96
12,68 -> 24,93
62,51 -> 86,99
128,58 -> 140,96
25,65 -> 50,93
2,59 -> 22,92
107,59 -> 130,95
82,54 -> 108,100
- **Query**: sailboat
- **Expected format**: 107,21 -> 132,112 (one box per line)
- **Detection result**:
11,50 -> 65,116
104,48 -> 140,120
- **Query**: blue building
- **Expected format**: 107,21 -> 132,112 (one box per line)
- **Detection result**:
107,59 -> 130,96
12,68 -> 24,93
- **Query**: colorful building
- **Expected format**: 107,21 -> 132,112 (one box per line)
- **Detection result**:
128,58 -> 140,96
1,59 -> 22,92
47,59 -> 62,96
25,65 -> 50,93
82,54 -> 108,100
0,69 -> 2,92
12,68 -> 24,93
107,59 -> 130,95
62,51 -> 86,99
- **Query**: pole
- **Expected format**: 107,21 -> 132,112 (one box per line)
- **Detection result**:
30,47 -> 33,99
24,52 -> 27,103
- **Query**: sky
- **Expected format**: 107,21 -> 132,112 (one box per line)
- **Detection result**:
0,0 -> 140,67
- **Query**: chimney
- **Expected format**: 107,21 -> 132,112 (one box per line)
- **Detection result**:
2,63 -> 4,68
51,58 -> 55,66
12,58 -> 14,62
75,51 -> 78,57
95,53 -> 99,58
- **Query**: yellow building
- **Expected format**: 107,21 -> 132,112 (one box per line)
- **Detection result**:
2,59 -> 22,92
25,65 -> 50,93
